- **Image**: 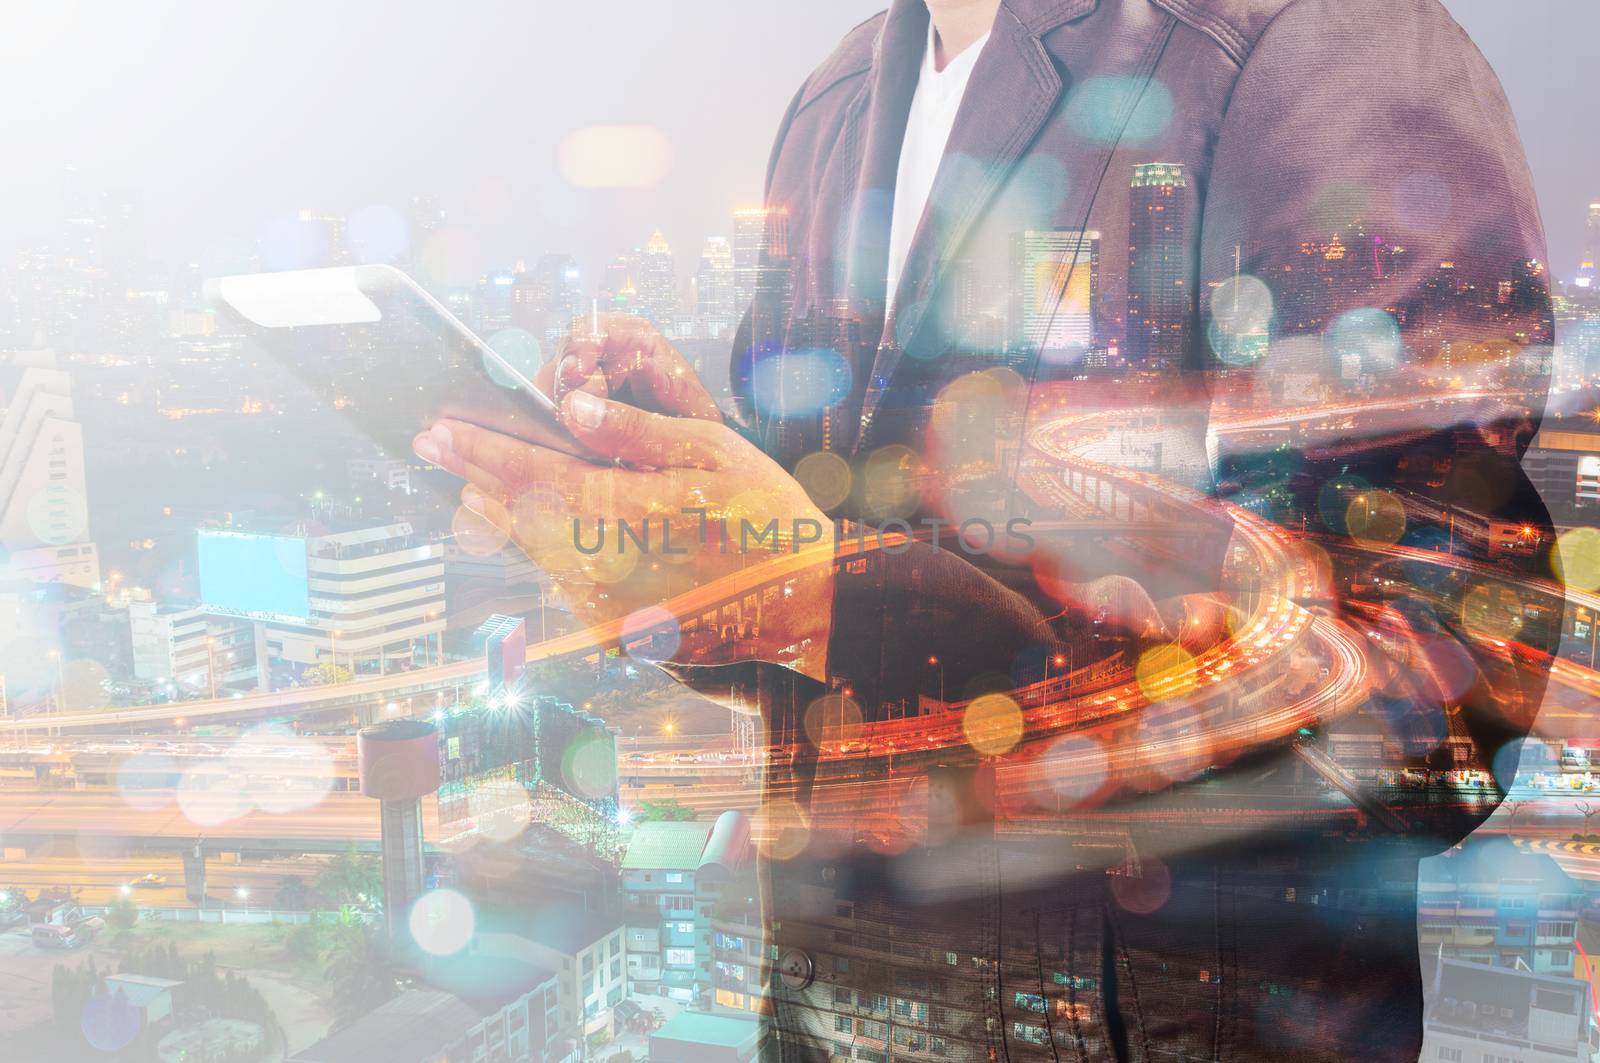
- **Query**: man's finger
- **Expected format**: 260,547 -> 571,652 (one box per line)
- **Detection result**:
460,482 -> 512,531
426,419 -> 575,490
559,315 -> 720,421
560,391 -> 726,469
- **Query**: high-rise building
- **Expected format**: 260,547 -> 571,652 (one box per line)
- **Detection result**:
195,522 -> 445,688
1125,163 -> 1190,370
515,254 -> 585,343
478,268 -> 517,333
0,347 -> 100,588
407,196 -> 444,259
1575,201 -> 1599,291
638,229 -> 677,335
297,209 -> 350,267
600,256 -> 635,314
695,236 -> 736,339
1006,229 -> 1100,361
732,207 -> 791,335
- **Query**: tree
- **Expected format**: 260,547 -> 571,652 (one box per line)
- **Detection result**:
313,852 -> 382,908
637,799 -> 696,822
106,894 -> 139,931
302,662 -> 353,687
275,875 -> 313,911
321,923 -> 399,1027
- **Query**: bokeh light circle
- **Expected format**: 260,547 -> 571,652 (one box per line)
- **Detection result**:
1551,527 -> 1600,591
1135,643 -> 1198,701
410,889 -> 476,957
963,693 -> 1024,756
1043,735 -> 1108,807
451,503 -> 509,557
794,451 -> 852,511
1344,490 -> 1407,545
484,328 -> 543,390
1110,857 -> 1173,914
803,694 -> 863,750
1460,583 -> 1524,641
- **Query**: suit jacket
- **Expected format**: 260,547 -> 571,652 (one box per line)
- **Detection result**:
709,1 -> 1556,1059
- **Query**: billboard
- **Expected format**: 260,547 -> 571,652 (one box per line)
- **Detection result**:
197,530 -> 311,620
474,614 -> 527,692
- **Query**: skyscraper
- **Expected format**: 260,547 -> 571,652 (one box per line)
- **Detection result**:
0,346 -> 99,588
638,229 -> 677,336
515,254 -> 584,342
407,196 -> 444,259
1006,229 -> 1100,362
1577,201 -> 1600,290
1125,162 -> 1190,370
600,256 -> 635,314
695,236 -> 736,339
732,207 -> 791,336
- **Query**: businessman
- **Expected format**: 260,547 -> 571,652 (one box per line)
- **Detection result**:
417,0 -> 1556,1057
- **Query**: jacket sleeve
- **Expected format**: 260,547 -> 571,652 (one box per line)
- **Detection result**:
1196,0 -> 1556,848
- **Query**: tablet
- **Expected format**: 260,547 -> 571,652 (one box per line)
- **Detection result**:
203,264 -> 599,463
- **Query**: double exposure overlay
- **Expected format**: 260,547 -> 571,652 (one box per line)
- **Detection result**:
0,1 -> 1597,1061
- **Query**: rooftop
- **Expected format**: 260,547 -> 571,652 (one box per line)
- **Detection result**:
289,989 -> 480,1062
652,1011 -> 762,1050
105,974 -> 182,1009
621,820 -> 714,872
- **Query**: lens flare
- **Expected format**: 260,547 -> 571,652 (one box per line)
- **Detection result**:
1551,527 -> 1600,591
804,694 -> 863,750
558,125 -> 673,189
1135,643 -> 1198,701
1344,490 -> 1407,545
963,693 -> 1024,756
410,889 -> 476,957
794,451 -> 852,511
1460,583 -> 1524,641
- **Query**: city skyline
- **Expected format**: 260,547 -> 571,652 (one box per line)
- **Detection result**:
1,1 -> 1598,283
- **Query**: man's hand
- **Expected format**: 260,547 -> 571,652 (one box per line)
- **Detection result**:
532,313 -> 722,422
414,389 -> 833,680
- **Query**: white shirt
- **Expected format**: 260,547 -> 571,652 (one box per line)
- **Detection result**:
884,23 -> 991,309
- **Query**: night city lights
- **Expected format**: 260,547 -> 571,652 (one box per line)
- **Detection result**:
0,2 -> 1599,1062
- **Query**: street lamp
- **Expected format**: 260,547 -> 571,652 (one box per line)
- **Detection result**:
206,636 -> 218,700
927,656 -> 945,706
1045,651 -> 1069,690
47,649 -> 65,737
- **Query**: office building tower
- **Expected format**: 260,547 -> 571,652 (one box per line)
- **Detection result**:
297,209 -> 350,267
515,254 -> 584,343
600,256 -> 635,314
638,229 -> 677,335
696,236 -> 737,339
195,522 -> 445,689
479,269 -> 517,332
1125,163 -> 1191,370
733,207 -> 791,331
1577,201 -> 1600,290
1007,229 -> 1100,361
0,347 -> 99,588
408,196 -> 444,255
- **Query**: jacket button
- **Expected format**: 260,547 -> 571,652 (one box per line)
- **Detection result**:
777,948 -> 815,990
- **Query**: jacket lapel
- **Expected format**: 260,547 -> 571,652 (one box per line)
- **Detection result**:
854,0 -> 1099,451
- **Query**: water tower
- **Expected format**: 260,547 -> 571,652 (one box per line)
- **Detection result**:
357,719 -> 440,938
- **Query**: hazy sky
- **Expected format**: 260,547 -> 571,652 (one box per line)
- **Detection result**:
2,0 -> 1594,281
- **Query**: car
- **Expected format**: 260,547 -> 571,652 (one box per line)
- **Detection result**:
126,874 -> 167,890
